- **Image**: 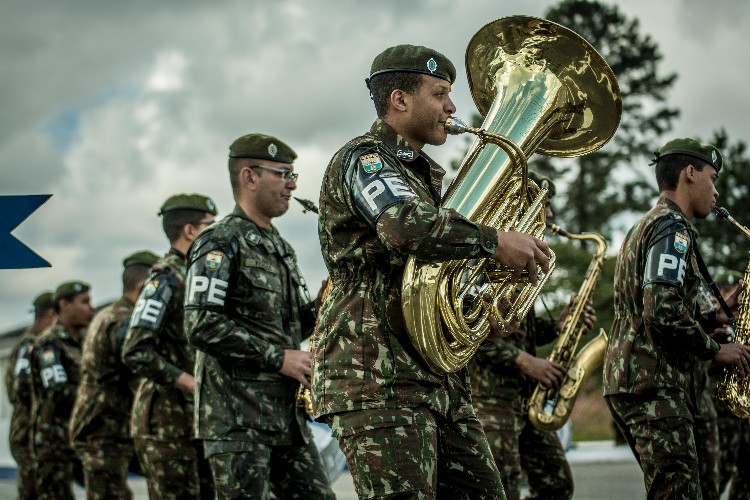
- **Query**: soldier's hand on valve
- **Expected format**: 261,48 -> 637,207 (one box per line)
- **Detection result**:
493,230 -> 550,285
281,349 -> 313,388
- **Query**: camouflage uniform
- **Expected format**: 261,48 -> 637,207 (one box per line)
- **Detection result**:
314,119 -> 504,499
470,311 -> 573,500
6,328 -> 42,499
122,249 -> 211,499
69,297 -> 139,500
604,197 -> 722,499
30,324 -> 85,500
727,417 -> 750,499
184,205 -> 335,499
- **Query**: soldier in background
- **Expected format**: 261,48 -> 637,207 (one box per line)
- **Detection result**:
70,250 -> 159,500
5,291 -> 56,499
122,194 -> 216,499
30,281 -> 95,499
184,133 -> 334,499
603,138 -> 750,498
470,174 -> 595,500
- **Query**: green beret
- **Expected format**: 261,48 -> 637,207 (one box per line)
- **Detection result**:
529,171 -> 557,199
367,44 -> 456,85
228,133 -> 297,164
654,138 -> 723,172
32,291 -> 54,311
159,193 -> 218,216
53,280 -> 91,302
122,250 -> 160,269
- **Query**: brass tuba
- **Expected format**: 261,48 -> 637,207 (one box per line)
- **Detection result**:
527,224 -> 608,431
714,207 -> 750,417
401,16 -> 621,375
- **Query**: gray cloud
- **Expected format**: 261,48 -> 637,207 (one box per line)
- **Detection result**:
2,0 -> 748,330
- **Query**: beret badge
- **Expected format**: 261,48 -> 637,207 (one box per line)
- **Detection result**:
427,57 -> 437,74
268,143 -> 278,158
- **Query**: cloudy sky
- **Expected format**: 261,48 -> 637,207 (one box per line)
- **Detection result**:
2,0 -> 749,332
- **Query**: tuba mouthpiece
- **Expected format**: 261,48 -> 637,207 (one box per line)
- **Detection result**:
445,117 -> 470,135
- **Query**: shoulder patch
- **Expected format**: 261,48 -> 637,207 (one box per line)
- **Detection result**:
142,279 -> 159,298
205,250 -> 224,270
674,231 -> 689,253
41,348 -> 56,364
359,153 -> 383,174
245,231 -> 262,245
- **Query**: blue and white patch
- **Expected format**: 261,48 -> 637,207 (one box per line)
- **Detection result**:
359,153 -> 383,174
142,279 -> 158,298
644,219 -> 692,287
349,152 -> 418,227
205,250 -> 223,270
396,149 -> 415,160
427,57 -> 437,73
674,231 -> 688,253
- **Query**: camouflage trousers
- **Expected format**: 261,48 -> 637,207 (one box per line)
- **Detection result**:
727,418 -> 750,500
73,440 -> 134,500
327,406 -> 504,499
693,416 -> 720,500
607,394 -> 701,499
133,436 -> 213,500
34,455 -> 83,500
711,396 -> 745,496
205,439 -> 335,500
474,397 -> 573,500
10,446 -> 36,500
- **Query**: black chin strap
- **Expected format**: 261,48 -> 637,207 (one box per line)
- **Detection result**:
693,244 -> 735,326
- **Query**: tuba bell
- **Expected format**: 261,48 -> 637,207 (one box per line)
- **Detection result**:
401,16 -> 621,375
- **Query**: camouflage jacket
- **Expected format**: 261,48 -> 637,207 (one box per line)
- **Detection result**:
5,327 -> 42,453
603,198 -> 720,414
30,323 -> 83,460
470,310 -> 558,400
70,296 -> 138,444
313,119 -> 499,419
122,249 -> 195,440
184,205 -> 316,447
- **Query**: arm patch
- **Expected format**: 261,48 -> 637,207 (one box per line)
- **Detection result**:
644,217 -> 692,287
36,343 -> 68,390
130,272 -> 175,331
346,149 -> 418,227
185,246 -> 233,310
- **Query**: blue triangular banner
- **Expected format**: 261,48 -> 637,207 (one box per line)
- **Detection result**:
0,195 -> 52,269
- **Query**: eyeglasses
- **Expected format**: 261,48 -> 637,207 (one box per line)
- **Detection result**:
251,165 -> 298,182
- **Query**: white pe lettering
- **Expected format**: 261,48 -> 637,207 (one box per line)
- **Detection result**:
362,180 -> 386,212
383,177 -> 413,197
134,298 -> 163,324
14,357 -> 29,375
657,254 -> 686,282
189,276 -> 228,306
41,364 -> 67,388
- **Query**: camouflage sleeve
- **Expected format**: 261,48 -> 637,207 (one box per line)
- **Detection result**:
121,270 -> 184,386
7,338 -> 34,405
474,338 -> 522,370
642,217 -> 720,360
33,338 -> 76,413
184,233 -> 285,371
345,146 -> 498,262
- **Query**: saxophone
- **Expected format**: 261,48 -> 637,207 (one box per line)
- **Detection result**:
292,197 -> 323,416
714,206 -> 750,418
527,224 -> 608,431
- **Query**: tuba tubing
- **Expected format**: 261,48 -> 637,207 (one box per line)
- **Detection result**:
401,16 -> 621,375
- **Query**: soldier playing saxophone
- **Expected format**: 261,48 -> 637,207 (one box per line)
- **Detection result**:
604,138 -> 750,499
470,173 -> 596,500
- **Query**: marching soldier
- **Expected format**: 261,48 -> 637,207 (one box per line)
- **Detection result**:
70,250 -> 159,499
122,194 -> 217,499
30,281 -> 95,499
5,291 -> 56,499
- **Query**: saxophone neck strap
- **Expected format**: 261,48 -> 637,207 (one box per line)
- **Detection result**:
693,244 -> 735,326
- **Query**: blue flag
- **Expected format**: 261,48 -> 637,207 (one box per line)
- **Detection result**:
0,195 -> 52,269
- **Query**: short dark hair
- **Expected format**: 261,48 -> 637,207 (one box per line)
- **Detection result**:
655,153 -> 710,191
369,72 -> 424,118
228,157 -> 252,196
34,303 -> 54,320
122,264 -> 152,294
162,209 -> 210,243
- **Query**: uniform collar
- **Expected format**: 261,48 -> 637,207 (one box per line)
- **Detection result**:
656,197 -> 696,231
369,119 -> 421,162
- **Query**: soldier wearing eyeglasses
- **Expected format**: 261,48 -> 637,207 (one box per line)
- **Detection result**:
183,133 -> 334,499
